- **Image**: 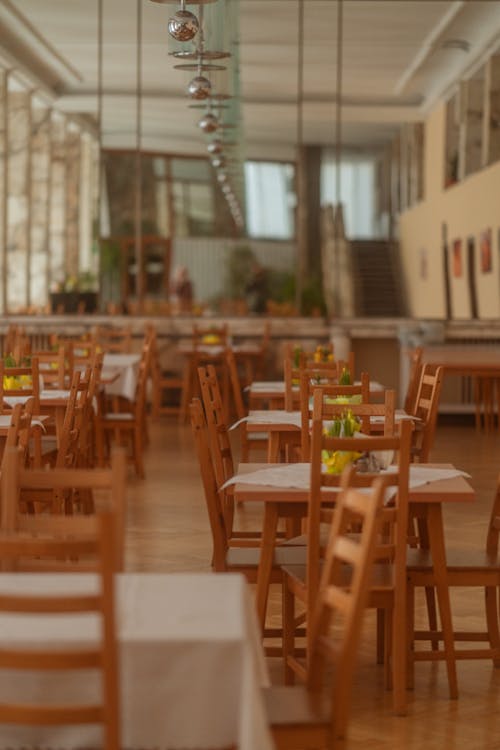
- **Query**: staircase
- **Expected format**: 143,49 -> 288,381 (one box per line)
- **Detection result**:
350,239 -> 406,317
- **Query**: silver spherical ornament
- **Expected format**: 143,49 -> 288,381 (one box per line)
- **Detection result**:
168,9 -> 199,42
217,172 -> 228,183
198,112 -> 219,133
211,155 -> 225,169
187,75 -> 211,100
207,139 -> 223,155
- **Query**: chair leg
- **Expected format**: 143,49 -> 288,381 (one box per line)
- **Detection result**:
283,578 -> 296,685
133,426 -> 145,479
95,425 -> 106,468
406,578 -> 415,691
384,608 -> 393,690
485,585 -> 500,667
376,609 -> 385,664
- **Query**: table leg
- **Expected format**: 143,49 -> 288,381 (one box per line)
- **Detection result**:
426,504 -> 458,699
256,502 -> 279,631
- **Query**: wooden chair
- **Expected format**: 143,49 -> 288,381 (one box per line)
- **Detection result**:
189,398 -> 305,654
299,370 -> 371,460
0,358 -> 40,414
283,390 -> 412,714
3,326 -> 31,364
406,472 -> 500,686
408,364 -> 444,462
404,346 -> 423,414
283,353 -> 308,412
0,506 -> 120,749
95,344 -> 150,478
300,387 -> 396,464
149,326 -> 184,419
263,467 -> 386,749
2,446 -> 126,572
32,346 -> 70,389
225,347 -> 267,461
94,324 -> 132,353
0,401 -> 35,474
178,325 -> 230,423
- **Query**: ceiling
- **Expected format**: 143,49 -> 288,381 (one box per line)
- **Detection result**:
2,0 -> 500,160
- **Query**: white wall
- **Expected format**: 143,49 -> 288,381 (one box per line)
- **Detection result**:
399,103 -> 500,320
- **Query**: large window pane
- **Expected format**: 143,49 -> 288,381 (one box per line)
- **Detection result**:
245,161 -> 295,240
321,155 -> 377,239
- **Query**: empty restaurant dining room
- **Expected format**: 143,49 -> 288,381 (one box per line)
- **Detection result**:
1,1 -> 500,749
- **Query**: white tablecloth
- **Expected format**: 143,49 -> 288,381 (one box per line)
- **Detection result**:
0,572 -> 273,750
102,353 -> 141,401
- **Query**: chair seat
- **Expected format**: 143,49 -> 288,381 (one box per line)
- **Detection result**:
407,547 -> 500,572
104,412 -> 134,422
226,544 -> 306,568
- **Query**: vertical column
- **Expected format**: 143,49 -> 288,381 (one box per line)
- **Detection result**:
65,123 -> 82,277
0,69 -> 6,314
6,87 -> 30,312
49,112 -> 67,286
30,98 -> 51,308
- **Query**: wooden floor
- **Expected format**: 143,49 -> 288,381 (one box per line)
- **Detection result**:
126,414 -> 500,749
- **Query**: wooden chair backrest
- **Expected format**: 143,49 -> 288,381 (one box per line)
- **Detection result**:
197,364 -> 234,486
0,358 -> 40,413
305,469 -> 385,742
94,325 -> 132,353
132,343 -> 152,419
192,323 -> 229,349
410,364 -> 443,462
299,370 -> 370,460
32,347 -> 69,389
189,398 -> 229,570
1,447 -> 126,572
0,506 -> 120,748
56,370 -> 82,470
313,387 -> 396,446
306,391 -> 411,621
404,346 -> 423,414
225,347 -> 247,421
283,355 -> 308,411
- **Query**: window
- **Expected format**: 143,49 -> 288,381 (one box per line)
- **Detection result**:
320,155 -> 377,238
245,161 -> 295,240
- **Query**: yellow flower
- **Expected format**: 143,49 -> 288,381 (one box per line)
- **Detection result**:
322,450 -> 363,474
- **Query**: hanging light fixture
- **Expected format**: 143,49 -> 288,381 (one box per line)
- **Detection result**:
167,1 -> 199,42
198,111 -> 219,132
187,73 -> 211,99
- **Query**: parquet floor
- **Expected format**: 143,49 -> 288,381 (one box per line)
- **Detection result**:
126,415 -> 500,749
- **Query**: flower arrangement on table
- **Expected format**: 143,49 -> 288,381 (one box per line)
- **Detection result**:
313,345 -> 334,364
325,393 -> 362,405
321,409 -> 362,474
2,354 -> 32,390
201,331 -> 221,345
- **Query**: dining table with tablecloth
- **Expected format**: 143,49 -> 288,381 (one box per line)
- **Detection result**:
0,571 -> 273,750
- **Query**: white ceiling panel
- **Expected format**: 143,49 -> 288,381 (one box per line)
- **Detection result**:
5,0 -> 500,157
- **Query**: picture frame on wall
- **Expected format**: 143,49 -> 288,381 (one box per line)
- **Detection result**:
480,228 -> 492,273
452,238 -> 462,278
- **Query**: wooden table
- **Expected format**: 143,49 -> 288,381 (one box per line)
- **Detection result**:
422,345 -> 500,429
231,462 -> 475,713
244,409 -> 415,462
248,378 -> 385,410
0,572 -> 273,750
